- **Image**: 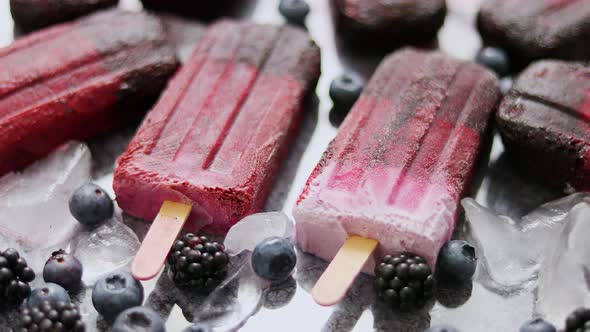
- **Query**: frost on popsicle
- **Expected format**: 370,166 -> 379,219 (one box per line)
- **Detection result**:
224,212 -> 294,256
462,194 -> 590,326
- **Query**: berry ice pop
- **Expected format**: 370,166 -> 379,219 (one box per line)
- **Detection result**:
294,48 -> 500,273
0,9 -> 178,176
140,0 -> 236,19
332,0 -> 446,49
10,0 -> 118,31
113,20 -> 321,235
496,60 -> 590,191
478,0 -> 590,68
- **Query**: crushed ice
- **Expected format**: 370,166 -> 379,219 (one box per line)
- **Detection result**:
0,142 -> 89,249
462,194 -> 590,326
174,212 -> 296,330
191,254 -> 265,331
0,142 -> 140,282
224,212 -> 294,255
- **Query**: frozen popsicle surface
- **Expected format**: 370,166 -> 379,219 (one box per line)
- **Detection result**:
478,0 -> 590,67
294,48 -> 500,268
497,60 -> 590,191
0,9 -> 178,176
332,0 -> 446,49
114,21 -> 321,234
140,0 -> 236,19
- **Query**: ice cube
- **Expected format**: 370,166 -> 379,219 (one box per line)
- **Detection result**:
192,254 -> 265,330
70,216 -> 140,285
224,212 -> 294,255
462,198 -> 540,291
535,203 -> 590,326
462,194 -> 589,293
0,142 -> 91,249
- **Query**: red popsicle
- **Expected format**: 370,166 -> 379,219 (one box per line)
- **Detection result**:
113,20 -> 321,279
0,10 -> 178,176
294,48 -> 500,305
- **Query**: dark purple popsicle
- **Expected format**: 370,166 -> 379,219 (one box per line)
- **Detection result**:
478,0 -> 590,68
10,0 -> 118,32
332,0 -> 446,50
496,60 -> 590,190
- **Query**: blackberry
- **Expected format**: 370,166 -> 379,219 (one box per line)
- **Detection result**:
0,248 -> 35,306
565,307 -> 590,332
374,253 -> 434,310
19,301 -> 85,332
167,233 -> 229,292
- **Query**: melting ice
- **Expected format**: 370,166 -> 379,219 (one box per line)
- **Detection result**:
0,142 -> 140,282
462,194 -> 590,327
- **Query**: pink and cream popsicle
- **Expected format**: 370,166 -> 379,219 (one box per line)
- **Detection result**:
114,20 -> 321,234
294,48 -> 500,271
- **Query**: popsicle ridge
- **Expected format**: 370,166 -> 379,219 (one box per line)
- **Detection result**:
295,48 -> 499,270
0,9 -> 178,176
114,20 -> 321,233
0,10 -> 170,105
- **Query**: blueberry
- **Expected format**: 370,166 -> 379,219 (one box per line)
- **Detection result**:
112,307 -> 165,332
519,318 -> 556,332
426,325 -> 460,332
183,323 -> 213,332
278,0 -> 310,25
475,47 -> 510,77
436,240 -> 477,283
329,74 -> 364,113
69,183 -> 114,226
28,283 -> 71,307
251,237 -> 297,281
43,250 -> 83,290
92,270 -> 144,321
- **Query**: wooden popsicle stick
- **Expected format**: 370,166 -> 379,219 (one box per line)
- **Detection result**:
311,236 -> 379,306
131,201 -> 192,280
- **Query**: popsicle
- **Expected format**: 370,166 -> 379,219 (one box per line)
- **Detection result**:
10,0 -> 118,32
294,48 -> 500,305
0,9 -> 178,177
113,20 -> 321,279
140,0 -> 236,19
478,0 -> 590,68
332,0 -> 446,49
497,60 -> 590,191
